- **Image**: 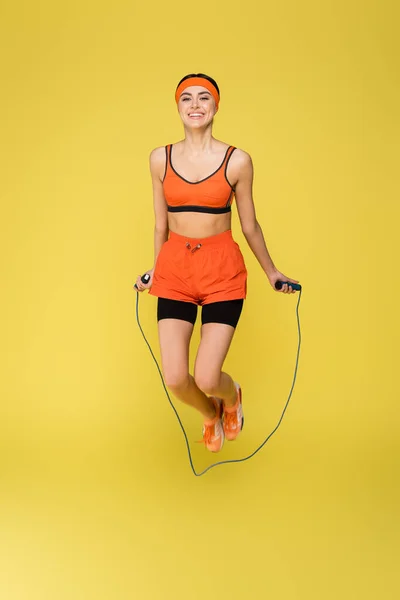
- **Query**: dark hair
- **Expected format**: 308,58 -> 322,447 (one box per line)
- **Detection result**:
176,73 -> 220,96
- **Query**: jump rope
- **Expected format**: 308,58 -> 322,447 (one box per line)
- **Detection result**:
134,274 -> 302,476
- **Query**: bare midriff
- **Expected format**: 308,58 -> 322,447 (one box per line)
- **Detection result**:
167,211 -> 232,240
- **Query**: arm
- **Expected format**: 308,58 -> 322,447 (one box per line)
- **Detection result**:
231,150 -> 276,276
149,146 -> 169,269
135,147 -> 168,292
230,149 -> 299,292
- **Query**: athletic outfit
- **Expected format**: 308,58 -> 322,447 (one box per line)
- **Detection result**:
149,144 -> 248,328
148,140 -> 245,450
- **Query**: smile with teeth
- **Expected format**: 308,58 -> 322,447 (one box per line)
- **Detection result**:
189,113 -> 204,118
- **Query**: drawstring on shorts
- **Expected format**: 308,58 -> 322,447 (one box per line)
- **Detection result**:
186,242 -> 202,254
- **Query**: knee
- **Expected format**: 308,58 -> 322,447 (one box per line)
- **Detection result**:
163,370 -> 190,392
193,370 -> 220,396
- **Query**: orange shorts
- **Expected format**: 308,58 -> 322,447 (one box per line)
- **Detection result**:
149,229 -> 247,305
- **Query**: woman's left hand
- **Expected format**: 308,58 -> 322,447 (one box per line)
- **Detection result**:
267,268 -> 300,293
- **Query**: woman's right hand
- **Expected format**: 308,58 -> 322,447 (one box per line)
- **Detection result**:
134,268 -> 154,292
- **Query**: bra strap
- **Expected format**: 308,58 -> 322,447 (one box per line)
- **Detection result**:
163,144 -> 172,181
224,146 -> 236,164
224,146 -> 237,190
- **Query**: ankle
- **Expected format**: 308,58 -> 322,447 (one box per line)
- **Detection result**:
223,385 -> 238,409
203,400 -> 217,422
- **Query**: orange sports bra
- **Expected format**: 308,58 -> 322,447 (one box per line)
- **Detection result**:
163,144 -> 236,214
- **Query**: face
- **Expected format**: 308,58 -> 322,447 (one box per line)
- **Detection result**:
177,86 -> 217,128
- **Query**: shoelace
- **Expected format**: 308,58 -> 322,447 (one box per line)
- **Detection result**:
196,405 -> 222,445
224,409 -> 239,431
196,423 -> 214,446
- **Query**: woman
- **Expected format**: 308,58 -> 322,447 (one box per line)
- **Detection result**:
135,73 -> 299,453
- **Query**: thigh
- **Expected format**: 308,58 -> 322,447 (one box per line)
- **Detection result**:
158,318 -> 194,386
157,298 -> 198,385
194,300 -> 243,384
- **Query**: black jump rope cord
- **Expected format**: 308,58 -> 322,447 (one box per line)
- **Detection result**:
134,287 -> 302,477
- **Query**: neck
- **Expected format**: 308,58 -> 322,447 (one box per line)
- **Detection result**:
182,125 -> 214,154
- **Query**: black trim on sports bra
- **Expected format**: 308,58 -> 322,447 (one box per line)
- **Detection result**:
169,144 -> 232,185
225,189 -> 234,208
162,145 -> 169,182
224,147 -> 236,192
167,204 -> 231,214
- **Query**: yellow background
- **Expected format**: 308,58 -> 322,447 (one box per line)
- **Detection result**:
1,1 -> 399,598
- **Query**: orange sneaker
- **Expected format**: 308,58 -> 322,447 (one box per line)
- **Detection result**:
198,397 -> 225,453
223,382 -> 244,441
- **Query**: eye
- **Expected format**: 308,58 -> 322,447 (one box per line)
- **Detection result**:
181,97 -> 190,101
200,97 -> 210,101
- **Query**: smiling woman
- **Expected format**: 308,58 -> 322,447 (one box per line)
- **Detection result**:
134,72 -> 299,452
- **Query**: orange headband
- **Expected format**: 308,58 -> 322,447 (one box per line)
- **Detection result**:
175,77 -> 220,109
